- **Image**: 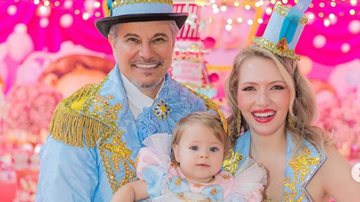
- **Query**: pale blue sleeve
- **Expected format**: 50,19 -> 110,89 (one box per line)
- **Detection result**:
36,136 -> 99,202
141,165 -> 167,198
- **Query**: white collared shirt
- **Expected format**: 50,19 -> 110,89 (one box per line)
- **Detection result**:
121,74 -> 164,119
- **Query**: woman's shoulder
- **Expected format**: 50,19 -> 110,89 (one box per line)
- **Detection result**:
307,143 -> 360,201
317,143 -> 351,176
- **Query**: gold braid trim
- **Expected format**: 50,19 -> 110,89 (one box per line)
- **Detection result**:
184,85 -> 228,134
49,83 -> 105,148
112,0 -> 173,9
253,37 -> 299,60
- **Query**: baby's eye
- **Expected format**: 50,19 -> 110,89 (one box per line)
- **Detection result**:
189,146 -> 198,151
210,147 -> 219,152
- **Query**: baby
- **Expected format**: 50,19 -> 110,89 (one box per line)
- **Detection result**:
112,111 -> 266,201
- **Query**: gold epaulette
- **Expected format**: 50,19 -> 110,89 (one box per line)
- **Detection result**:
49,83 -> 105,148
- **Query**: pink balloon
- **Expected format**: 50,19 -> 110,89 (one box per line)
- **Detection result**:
6,25 -> 34,63
202,37 -> 216,49
208,73 -> 219,83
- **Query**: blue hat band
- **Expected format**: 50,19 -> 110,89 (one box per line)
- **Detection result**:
113,3 -> 173,16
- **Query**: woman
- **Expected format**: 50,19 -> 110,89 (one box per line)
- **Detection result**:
225,45 -> 360,201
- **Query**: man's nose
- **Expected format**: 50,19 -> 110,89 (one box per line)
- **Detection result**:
139,43 -> 154,59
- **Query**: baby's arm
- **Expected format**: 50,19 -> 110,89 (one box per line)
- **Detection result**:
111,180 -> 148,202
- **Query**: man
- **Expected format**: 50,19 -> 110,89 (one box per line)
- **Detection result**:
36,0 -> 222,201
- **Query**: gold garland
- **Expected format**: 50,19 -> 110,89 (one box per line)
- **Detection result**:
253,37 -> 299,60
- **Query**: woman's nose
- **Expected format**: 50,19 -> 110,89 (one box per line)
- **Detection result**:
257,90 -> 270,106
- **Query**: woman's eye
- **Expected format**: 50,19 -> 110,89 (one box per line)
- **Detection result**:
189,146 -> 198,151
242,86 -> 255,91
210,147 -> 219,152
271,85 -> 285,90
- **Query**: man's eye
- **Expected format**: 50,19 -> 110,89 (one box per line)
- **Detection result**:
189,146 -> 198,151
210,147 -> 219,152
153,37 -> 165,42
127,38 -> 139,43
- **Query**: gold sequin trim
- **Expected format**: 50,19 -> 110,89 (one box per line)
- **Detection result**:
253,37 -> 299,60
222,149 -> 242,175
176,193 -> 211,202
175,177 -> 182,186
283,146 -> 320,201
221,174 -> 231,180
100,131 -> 136,191
91,90 -> 135,192
210,188 -> 217,195
274,3 -> 308,25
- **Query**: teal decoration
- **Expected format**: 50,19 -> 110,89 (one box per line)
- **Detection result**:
107,0 -> 113,16
279,0 -> 312,44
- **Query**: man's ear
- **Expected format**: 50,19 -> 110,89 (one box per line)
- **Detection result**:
108,34 -> 115,49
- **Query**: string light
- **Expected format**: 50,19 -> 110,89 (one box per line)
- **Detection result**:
5,0 -> 360,36
323,19 -> 330,27
44,0 -> 50,6
82,12 -> 90,20
350,0 -> 357,6
225,24 -> 232,31
341,43 -> 351,53
94,2 -> 101,8
7,5 -> 17,15
74,9 -> 80,15
220,5 -> 227,12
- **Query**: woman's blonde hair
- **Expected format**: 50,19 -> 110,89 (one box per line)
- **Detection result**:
171,111 -> 231,160
227,45 -> 327,149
